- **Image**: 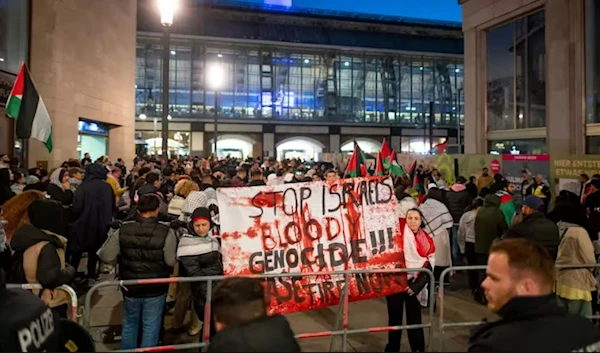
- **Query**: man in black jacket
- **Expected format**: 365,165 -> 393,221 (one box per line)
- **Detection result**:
208,277 -> 300,352
98,194 -> 177,349
446,176 -> 473,265
504,195 -> 560,260
469,239 -> 600,352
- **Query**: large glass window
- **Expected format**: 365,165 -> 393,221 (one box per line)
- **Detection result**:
0,0 -> 28,74
487,10 -> 546,131
586,0 -> 600,124
135,37 -> 464,127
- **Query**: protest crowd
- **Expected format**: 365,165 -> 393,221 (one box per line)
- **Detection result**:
1,141 -> 600,352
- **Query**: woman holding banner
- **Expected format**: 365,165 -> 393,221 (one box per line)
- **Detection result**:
385,208 -> 435,353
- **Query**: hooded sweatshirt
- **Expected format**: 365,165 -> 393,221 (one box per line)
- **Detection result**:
177,208 -> 220,258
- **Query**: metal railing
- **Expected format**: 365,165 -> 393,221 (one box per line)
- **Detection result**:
6,283 -> 79,321
84,267 -> 435,352
437,263 -> 600,352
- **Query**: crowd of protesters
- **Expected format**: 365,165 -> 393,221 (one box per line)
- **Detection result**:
1,151 -> 600,351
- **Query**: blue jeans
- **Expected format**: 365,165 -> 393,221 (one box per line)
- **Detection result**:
121,294 -> 166,349
451,225 -> 461,266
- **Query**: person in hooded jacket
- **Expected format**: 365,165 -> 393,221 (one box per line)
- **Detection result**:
473,194 -> 507,303
207,277 -> 300,352
46,168 -> 74,207
9,199 -> 76,311
176,207 -> 223,341
0,168 -> 14,206
446,176 -> 473,266
68,163 -> 115,283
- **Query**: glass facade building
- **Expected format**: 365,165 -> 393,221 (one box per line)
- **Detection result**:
586,0 -> 599,124
135,36 -> 464,127
0,0 -> 29,74
486,10 -> 546,132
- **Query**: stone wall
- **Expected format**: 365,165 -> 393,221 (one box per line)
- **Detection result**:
28,0 -> 137,168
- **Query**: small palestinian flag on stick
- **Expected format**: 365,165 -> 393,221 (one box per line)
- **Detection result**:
379,138 -> 392,168
407,160 -> 419,190
345,142 -> 367,178
436,141 -> 448,154
6,63 -> 53,152
375,151 -> 385,176
387,148 -> 404,177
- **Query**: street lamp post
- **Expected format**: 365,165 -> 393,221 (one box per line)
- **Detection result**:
207,63 -> 224,159
159,0 -> 176,160
214,91 -> 219,157
457,87 -> 463,151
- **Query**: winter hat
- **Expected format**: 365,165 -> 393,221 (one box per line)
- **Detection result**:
190,207 -> 212,236
28,199 -> 66,236
523,195 -> 544,212
192,207 -> 211,225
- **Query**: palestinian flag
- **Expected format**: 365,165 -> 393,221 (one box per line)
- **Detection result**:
387,148 -> 404,177
345,143 -> 367,178
379,138 -> 392,168
375,152 -> 385,176
436,141 -> 448,154
407,160 -> 419,190
6,63 -> 53,152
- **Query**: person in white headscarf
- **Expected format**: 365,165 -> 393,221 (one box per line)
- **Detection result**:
419,187 -> 454,286
46,168 -> 74,207
179,191 -> 208,222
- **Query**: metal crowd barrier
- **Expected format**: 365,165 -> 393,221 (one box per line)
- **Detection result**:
438,263 -> 600,352
6,283 -> 79,321
83,267 -> 435,352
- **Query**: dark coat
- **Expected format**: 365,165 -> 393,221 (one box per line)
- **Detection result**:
447,188 -> 473,223
505,212 -> 560,260
118,215 -> 171,298
468,294 -> 600,352
69,164 -> 115,253
474,194 -> 508,254
207,315 -> 300,352
46,184 -> 74,206
0,168 -> 14,206
9,225 -> 76,288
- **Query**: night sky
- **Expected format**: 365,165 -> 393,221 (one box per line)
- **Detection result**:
239,0 -> 463,23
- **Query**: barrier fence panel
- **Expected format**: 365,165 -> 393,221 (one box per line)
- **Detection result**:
84,267 -> 434,353
6,283 -> 79,321
438,264 -> 600,352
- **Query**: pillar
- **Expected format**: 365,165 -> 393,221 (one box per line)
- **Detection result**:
263,133 -> 275,158
545,0 -> 585,155
190,131 -> 204,157
329,134 -> 340,153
